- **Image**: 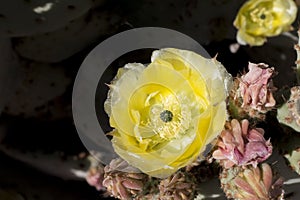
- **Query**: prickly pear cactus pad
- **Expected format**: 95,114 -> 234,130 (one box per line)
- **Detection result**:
285,148 -> 300,175
0,38 -> 21,114
277,87 -> 300,132
3,61 -> 72,119
0,0 -> 102,37
277,29 -> 300,133
13,9 -> 122,63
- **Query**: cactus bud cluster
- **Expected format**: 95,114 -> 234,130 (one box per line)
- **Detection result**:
220,164 -> 284,200
158,171 -> 196,200
102,158 -> 148,200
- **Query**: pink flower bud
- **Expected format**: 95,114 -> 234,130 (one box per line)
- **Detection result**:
238,63 -> 276,112
213,119 -> 272,168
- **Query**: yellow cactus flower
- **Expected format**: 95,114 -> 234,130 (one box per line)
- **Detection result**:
234,0 -> 297,46
104,48 -> 231,178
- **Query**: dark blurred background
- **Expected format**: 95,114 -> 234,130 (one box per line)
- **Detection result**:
0,0 -> 299,199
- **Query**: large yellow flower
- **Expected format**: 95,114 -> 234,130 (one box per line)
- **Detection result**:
234,0 -> 297,46
104,48 -> 231,178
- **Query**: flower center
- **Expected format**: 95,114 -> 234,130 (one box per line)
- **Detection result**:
260,14 -> 266,20
160,110 -> 173,122
250,7 -> 268,25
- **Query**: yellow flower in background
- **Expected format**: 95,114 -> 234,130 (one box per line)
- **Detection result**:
104,48 -> 232,178
234,0 -> 297,46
